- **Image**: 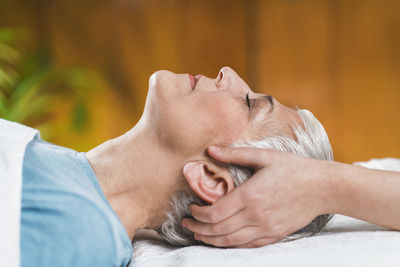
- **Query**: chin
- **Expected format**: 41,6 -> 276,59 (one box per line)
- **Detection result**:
149,70 -> 172,88
144,70 -> 196,151
144,70 -> 174,116
144,70 -> 179,125
149,70 -> 191,100
148,70 -> 176,97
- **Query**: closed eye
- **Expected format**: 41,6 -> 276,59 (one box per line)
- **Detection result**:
246,93 -> 250,110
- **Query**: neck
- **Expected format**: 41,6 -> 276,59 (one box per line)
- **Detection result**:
86,121 -> 186,239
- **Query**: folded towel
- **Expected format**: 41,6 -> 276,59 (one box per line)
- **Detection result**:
131,158 -> 400,267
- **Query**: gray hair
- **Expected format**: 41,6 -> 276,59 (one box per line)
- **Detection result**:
156,109 -> 334,246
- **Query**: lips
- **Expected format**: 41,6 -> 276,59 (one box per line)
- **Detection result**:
188,74 -> 202,90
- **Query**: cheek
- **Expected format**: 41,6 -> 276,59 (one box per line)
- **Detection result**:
208,99 -> 246,139
184,96 -> 248,148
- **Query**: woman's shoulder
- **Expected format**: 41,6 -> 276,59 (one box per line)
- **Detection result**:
21,139 -> 133,266
21,194 -> 131,267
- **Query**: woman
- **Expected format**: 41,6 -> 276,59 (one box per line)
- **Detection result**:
15,66 -> 332,266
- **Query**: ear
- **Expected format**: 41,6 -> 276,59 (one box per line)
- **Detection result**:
183,161 -> 235,204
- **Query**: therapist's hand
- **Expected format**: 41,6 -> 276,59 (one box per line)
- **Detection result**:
182,146 -> 333,248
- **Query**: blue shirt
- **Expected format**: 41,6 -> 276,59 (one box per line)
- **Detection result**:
21,137 -> 133,267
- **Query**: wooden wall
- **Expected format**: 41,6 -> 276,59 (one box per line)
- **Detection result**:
1,0 -> 399,162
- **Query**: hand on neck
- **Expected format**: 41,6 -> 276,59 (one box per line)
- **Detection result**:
86,123 -> 187,239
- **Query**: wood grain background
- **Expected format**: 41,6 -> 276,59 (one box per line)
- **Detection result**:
1,0 -> 399,162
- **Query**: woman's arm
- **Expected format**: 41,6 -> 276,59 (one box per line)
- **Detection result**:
182,146 -> 400,248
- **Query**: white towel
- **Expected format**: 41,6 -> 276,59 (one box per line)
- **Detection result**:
131,158 -> 400,267
0,119 -> 38,267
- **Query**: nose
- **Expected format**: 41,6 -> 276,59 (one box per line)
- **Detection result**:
215,66 -> 236,88
216,69 -> 224,85
215,66 -> 245,94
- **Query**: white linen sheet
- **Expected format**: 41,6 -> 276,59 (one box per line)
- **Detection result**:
131,158 -> 400,267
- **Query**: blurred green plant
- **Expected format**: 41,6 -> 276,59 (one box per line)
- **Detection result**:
0,27 -> 97,139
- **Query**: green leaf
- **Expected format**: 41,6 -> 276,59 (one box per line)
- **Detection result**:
10,67 -> 49,104
0,68 -> 15,88
0,90 -> 7,115
14,94 -> 53,123
0,43 -> 20,64
71,99 -> 89,132
0,27 -> 94,134
0,28 -> 22,43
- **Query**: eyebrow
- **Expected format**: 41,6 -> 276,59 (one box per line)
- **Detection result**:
262,95 -> 274,112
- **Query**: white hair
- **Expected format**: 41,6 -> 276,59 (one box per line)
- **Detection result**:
155,109 -> 334,246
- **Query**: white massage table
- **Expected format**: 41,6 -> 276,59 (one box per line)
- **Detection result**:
131,158 -> 400,267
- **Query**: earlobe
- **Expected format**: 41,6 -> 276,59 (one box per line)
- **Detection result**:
183,161 -> 234,204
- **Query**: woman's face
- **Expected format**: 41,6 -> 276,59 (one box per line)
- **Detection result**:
143,66 -> 300,155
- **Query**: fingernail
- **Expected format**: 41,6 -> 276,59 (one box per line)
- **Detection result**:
209,145 -> 221,152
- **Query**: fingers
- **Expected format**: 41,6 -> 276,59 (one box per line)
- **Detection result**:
193,226 -> 264,247
190,187 -> 245,223
208,145 -> 273,167
182,208 -> 251,236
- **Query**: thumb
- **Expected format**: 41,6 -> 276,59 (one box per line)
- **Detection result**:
207,145 -> 272,167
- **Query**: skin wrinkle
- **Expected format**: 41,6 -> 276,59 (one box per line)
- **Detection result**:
254,113 -> 299,141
